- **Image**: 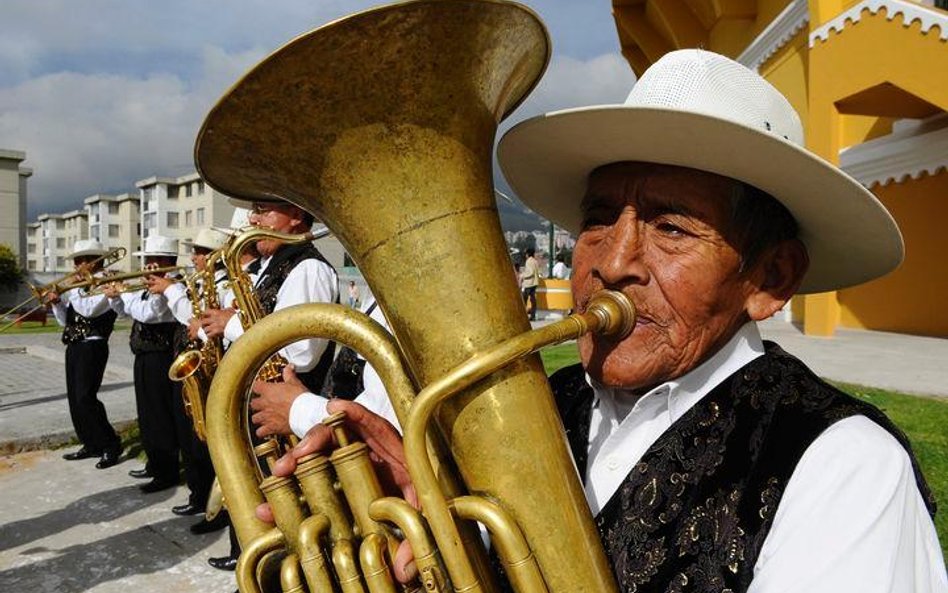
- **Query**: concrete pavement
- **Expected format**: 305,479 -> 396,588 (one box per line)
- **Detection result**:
0,320 -> 946,592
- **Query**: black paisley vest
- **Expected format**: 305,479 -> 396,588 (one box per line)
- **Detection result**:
551,343 -> 935,593
129,291 -> 178,355
255,242 -> 337,393
62,303 -> 117,345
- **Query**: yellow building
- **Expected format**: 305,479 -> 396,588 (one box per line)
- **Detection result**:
612,0 -> 948,337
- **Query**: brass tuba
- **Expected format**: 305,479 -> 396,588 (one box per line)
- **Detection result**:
197,1 -> 632,592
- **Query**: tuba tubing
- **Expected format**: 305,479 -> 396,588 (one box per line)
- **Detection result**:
206,292 -> 634,592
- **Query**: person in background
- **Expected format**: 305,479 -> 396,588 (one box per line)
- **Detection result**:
347,280 -> 361,308
48,239 -> 123,469
520,247 -> 540,321
104,235 -> 181,493
551,253 -> 570,280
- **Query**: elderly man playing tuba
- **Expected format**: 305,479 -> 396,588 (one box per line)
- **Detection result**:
264,50 -> 946,591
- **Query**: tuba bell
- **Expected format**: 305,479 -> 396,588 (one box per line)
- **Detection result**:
197,1 -> 632,592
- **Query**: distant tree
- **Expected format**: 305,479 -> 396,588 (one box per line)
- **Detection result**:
0,244 -> 24,291
512,234 -> 537,262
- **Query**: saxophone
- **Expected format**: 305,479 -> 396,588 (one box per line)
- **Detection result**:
168,257 -> 224,442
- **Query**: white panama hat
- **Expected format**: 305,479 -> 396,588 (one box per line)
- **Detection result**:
68,239 -> 108,259
182,227 -> 229,251
229,207 -> 250,230
132,235 -> 179,257
498,49 -> 903,294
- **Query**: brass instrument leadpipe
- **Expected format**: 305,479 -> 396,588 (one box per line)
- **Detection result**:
398,290 -> 634,591
85,264 -> 187,295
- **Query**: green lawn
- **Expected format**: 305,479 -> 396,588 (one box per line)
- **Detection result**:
538,343 -> 948,559
0,319 -> 132,335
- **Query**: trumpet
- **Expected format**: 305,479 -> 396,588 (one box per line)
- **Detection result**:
86,264 -> 189,295
0,247 -> 126,333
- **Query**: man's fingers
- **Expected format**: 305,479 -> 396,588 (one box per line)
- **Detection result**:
393,539 -> 418,584
282,364 -> 299,385
255,502 -> 275,523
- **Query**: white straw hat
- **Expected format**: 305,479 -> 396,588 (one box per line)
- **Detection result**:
229,207 -> 250,230
68,239 -> 108,259
182,227 -> 229,251
498,49 -> 903,294
133,235 -> 179,257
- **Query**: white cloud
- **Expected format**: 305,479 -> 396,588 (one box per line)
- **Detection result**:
0,2 -> 635,218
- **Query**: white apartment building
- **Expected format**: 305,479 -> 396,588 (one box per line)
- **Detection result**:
137,173 -> 236,252
85,193 -> 141,272
30,210 -> 89,272
25,222 -> 41,272
0,149 -> 31,267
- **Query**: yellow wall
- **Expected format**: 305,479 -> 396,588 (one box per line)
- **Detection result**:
838,170 -> 948,337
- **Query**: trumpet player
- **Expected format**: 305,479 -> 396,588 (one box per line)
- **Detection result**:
147,227 -> 230,533
47,239 -> 123,469
104,235 -> 182,494
201,198 -> 339,436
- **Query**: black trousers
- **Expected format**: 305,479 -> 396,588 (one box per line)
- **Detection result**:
133,350 -> 179,482
65,340 -> 120,453
522,286 -> 538,320
172,381 -> 215,508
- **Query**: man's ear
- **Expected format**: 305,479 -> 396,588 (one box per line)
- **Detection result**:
744,239 -> 809,321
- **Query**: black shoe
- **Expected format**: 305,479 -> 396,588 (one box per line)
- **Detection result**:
63,447 -> 99,461
207,555 -> 238,571
172,502 -> 204,516
140,478 -> 176,494
95,447 -> 122,469
128,467 -> 152,479
190,513 -> 228,535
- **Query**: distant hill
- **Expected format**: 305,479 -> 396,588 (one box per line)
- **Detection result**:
496,193 -> 546,233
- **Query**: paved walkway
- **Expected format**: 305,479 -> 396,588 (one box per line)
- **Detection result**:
0,320 -> 945,592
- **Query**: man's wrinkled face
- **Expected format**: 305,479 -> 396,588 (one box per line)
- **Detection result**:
573,162 -> 758,392
249,202 -> 302,257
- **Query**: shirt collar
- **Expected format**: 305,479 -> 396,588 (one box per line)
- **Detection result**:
589,321 -> 765,424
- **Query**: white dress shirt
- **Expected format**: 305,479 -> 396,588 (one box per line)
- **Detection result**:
164,269 -> 230,342
222,255 -> 338,372
586,321 -> 946,592
50,288 -> 113,340
288,296 -> 400,438
109,289 -> 176,324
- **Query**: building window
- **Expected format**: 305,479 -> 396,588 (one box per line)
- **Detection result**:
197,180 -> 205,194
56,237 -> 65,249
27,244 -> 35,254
196,207 -> 205,225
167,212 -> 179,228
56,256 -> 65,268
137,223 -> 141,236
108,224 -> 120,238
144,212 -> 156,229
108,202 -> 120,215
91,224 -> 100,240
56,220 -> 65,230
185,184 -> 193,197
185,210 -> 193,227
28,260 -> 36,270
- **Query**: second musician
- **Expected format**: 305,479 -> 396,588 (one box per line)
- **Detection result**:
200,197 -> 339,437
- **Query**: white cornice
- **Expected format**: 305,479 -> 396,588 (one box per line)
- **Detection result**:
839,114 -> 948,187
737,0 -> 810,72
811,0 -> 948,45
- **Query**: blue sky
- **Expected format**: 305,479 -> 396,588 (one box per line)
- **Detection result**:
0,0 -> 635,218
